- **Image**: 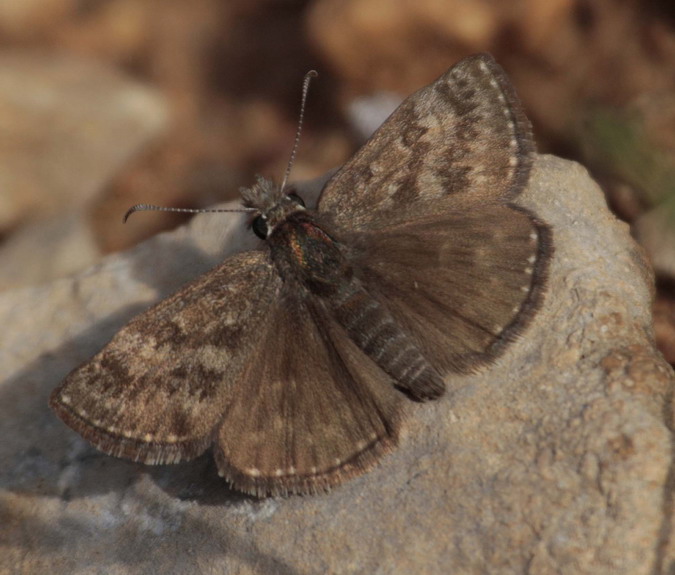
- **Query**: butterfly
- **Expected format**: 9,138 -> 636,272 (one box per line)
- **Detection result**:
50,53 -> 552,497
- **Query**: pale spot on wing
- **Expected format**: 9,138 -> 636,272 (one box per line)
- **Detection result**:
274,469 -> 284,477
221,312 -> 238,326
334,458 -> 342,466
60,394 -> 71,405
370,161 -> 384,175
467,171 -> 489,187
529,232 -> 538,241
167,434 -> 178,443
525,267 -> 534,275
199,343 -> 236,372
310,466 -> 318,474
271,416 -> 284,432
520,285 -> 530,293
528,255 -> 536,264
143,433 -> 153,442
246,468 -> 262,477
478,57 -> 520,185
288,466 -> 296,475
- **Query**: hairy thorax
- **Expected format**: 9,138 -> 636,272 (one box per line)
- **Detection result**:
269,211 -> 354,298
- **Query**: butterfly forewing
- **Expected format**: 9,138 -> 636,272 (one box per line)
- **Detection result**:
317,53 -> 551,376
318,53 -> 535,231
50,251 -> 282,465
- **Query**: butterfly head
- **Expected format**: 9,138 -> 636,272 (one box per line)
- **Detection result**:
241,175 -> 306,239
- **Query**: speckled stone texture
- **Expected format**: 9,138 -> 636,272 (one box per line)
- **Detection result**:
1,156 -> 673,575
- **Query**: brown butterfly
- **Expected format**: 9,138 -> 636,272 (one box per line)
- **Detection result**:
50,53 -> 552,497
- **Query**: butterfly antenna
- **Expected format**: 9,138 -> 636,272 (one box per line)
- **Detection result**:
280,70 -> 318,193
123,204 -> 256,223
124,71 -> 317,223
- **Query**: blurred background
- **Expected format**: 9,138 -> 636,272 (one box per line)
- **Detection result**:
1,0 -> 674,362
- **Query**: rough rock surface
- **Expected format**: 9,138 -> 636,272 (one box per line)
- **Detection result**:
1,156 -> 673,574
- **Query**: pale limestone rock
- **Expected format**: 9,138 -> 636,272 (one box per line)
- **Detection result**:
0,157 -> 672,575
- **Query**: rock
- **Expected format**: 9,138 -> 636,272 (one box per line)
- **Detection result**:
634,205 -> 675,365
0,50 -> 168,231
0,0 -> 73,40
347,91 -> 402,143
634,205 -> 675,281
0,211 -> 101,291
654,295 -> 675,366
1,156 -> 672,574
307,0 -> 499,90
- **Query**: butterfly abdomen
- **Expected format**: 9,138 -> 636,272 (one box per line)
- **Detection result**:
331,283 -> 445,401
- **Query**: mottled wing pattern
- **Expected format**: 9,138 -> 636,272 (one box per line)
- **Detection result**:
347,200 -> 552,373
50,251 -> 282,465
50,52 -> 551,498
214,289 -> 403,497
318,53 -> 534,230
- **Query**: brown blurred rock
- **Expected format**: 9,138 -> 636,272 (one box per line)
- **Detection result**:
0,0 -> 75,40
307,0 -> 500,91
634,204 -> 675,366
634,205 -> 675,281
0,49 -> 168,287
308,0 -> 675,158
0,50 -> 167,232
54,0 -> 149,62
654,295 -> 675,366
1,156 -> 672,574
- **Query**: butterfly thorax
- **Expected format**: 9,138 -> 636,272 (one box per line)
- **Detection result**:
268,210 -> 353,298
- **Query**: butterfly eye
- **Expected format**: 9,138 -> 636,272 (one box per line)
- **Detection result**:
252,215 -> 268,239
287,192 -> 306,207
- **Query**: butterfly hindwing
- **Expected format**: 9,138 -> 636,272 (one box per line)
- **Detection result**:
214,287 -> 403,497
345,201 -> 552,374
49,251 -> 282,465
